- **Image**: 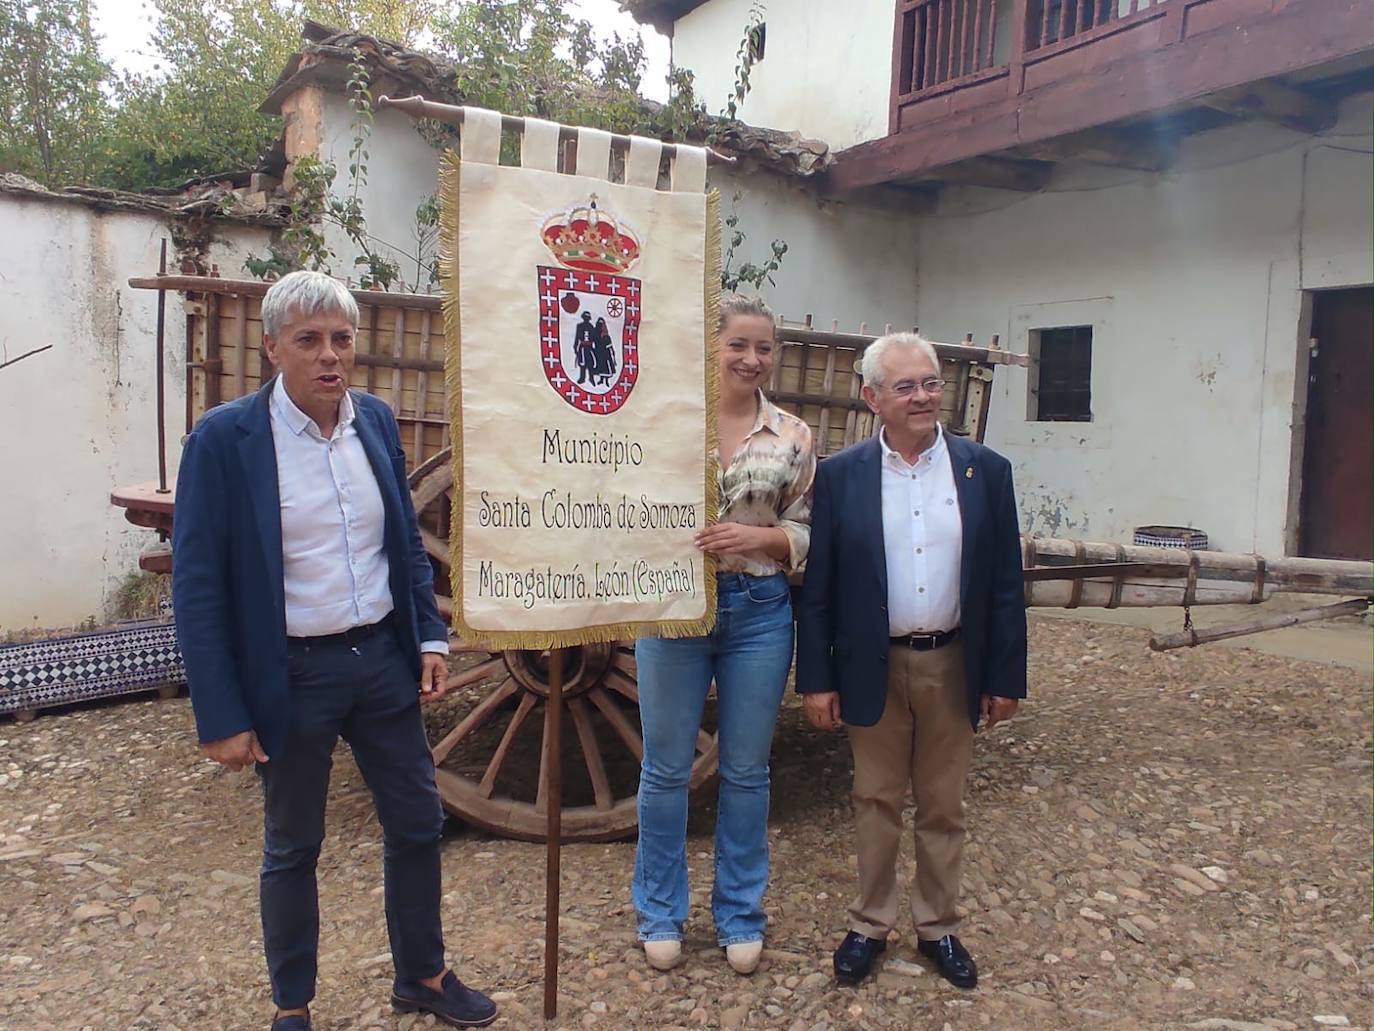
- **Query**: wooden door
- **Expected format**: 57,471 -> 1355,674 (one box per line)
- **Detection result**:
1299,287 -> 1373,560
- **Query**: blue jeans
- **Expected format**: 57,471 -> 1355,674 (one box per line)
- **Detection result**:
257,624 -> 446,1009
632,572 -> 794,946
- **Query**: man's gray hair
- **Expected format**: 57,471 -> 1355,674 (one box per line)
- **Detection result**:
858,332 -> 940,387
260,270 -> 360,338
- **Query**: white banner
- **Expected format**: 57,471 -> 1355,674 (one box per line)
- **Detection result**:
441,120 -> 720,648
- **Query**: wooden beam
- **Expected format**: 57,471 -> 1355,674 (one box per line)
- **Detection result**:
129,274 -> 444,311
910,156 -> 1053,192
1199,80 -> 1338,134
1014,126 -> 1178,172
833,0 -> 1374,191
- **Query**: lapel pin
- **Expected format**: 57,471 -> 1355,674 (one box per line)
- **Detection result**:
965,467 -> 974,479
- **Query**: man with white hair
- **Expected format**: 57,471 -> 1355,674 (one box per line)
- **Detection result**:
796,332 -> 1027,989
172,271 -> 497,1029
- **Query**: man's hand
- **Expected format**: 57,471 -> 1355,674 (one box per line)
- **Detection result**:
980,695 -> 1019,730
803,691 -> 844,732
694,523 -> 770,556
202,730 -> 268,771
419,653 -> 449,706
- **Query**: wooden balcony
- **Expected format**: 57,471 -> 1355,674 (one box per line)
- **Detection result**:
832,0 -> 1374,192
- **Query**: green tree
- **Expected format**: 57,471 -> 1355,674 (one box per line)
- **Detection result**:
94,0 -> 439,190
432,0 -> 654,136
0,0 -> 110,185
303,0 -> 437,45
94,0 -> 298,189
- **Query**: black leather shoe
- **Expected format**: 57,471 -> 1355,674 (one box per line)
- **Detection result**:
392,970 -> 498,1028
833,930 -> 887,983
918,934 -> 978,988
270,1013 -> 310,1031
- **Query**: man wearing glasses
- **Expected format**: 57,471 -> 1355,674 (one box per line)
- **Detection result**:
796,332 -> 1028,989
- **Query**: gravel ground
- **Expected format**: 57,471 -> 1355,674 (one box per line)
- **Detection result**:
1,616 -> 1370,1031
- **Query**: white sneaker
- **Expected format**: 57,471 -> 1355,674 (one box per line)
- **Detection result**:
644,939 -> 683,970
725,940 -> 763,974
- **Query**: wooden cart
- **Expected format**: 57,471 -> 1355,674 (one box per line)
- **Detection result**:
113,269 -> 1024,841
113,270 -> 1374,840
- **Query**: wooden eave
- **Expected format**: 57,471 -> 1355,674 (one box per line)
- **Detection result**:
619,0 -> 711,32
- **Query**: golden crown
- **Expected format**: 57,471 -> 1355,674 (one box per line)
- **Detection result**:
541,196 -> 642,275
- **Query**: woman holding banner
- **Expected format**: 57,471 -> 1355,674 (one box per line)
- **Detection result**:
633,296 -> 816,975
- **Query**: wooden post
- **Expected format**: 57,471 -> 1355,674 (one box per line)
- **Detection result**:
933,0 -> 947,83
365,305 -> 379,395
962,0 -> 975,76
415,309 -> 432,465
986,0 -> 999,68
154,240 -> 170,495
889,0 -> 909,131
543,647 -> 565,1020
818,331 -> 838,455
391,306 -> 406,416
204,293 -> 222,409
183,296 -> 196,436
924,3 -> 939,88
1163,0 -> 1187,42
233,295 -> 249,399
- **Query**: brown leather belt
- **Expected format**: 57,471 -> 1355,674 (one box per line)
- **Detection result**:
889,627 -> 960,651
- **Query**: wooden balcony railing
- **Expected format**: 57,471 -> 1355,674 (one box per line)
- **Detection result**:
895,0 -> 1171,102
1025,0 -> 1162,51
895,0 -> 1003,95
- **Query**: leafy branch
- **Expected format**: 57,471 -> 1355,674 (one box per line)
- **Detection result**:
724,1 -> 766,122
716,5 -> 789,294
722,192 -> 787,292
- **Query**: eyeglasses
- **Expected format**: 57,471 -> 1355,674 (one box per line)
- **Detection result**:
883,377 -> 944,398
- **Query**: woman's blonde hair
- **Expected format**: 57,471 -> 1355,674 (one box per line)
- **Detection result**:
716,294 -> 776,337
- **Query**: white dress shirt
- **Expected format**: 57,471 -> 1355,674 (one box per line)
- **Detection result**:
881,425 -> 963,635
270,379 -> 447,654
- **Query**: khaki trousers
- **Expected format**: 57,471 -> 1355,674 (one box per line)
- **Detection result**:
846,641 -> 973,941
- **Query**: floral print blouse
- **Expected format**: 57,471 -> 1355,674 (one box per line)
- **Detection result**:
715,392 -> 816,576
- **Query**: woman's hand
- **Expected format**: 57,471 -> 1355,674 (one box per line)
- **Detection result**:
694,522 -> 774,556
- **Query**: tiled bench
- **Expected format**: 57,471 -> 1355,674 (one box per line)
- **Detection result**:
1,620 -> 185,722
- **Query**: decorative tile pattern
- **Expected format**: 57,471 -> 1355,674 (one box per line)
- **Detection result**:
0,621 -> 184,715
1133,526 -> 1209,550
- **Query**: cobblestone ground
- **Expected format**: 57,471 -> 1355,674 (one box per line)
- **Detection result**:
2,617 -> 1371,1031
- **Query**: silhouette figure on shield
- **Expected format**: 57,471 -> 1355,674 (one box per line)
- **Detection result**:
573,311 -> 598,385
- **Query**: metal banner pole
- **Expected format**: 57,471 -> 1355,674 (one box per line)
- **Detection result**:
543,647 -> 564,1020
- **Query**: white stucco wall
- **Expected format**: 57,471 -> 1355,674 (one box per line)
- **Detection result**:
317,93 -> 446,289
0,195 -> 266,630
673,0 -> 894,148
711,166 -> 921,329
911,93 -> 1374,554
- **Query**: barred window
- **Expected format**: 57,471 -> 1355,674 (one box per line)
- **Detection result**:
1028,325 -> 1092,422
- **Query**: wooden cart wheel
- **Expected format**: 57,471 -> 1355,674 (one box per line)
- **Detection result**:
409,448 -> 720,842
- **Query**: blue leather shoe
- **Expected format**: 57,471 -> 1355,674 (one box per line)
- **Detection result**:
270,1013 -> 310,1031
833,930 -> 887,983
392,970 -> 498,1028
918,934 -> 978,988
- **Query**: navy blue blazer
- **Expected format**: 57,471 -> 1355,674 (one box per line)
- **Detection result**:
795,432 -> 1027,729
170,378 -> 447,758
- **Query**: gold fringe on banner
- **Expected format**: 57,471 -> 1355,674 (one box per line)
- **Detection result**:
437,150 -> 472,641
439,153 -> 724,650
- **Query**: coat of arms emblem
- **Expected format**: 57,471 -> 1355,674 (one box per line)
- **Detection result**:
537,196 -> 642,415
